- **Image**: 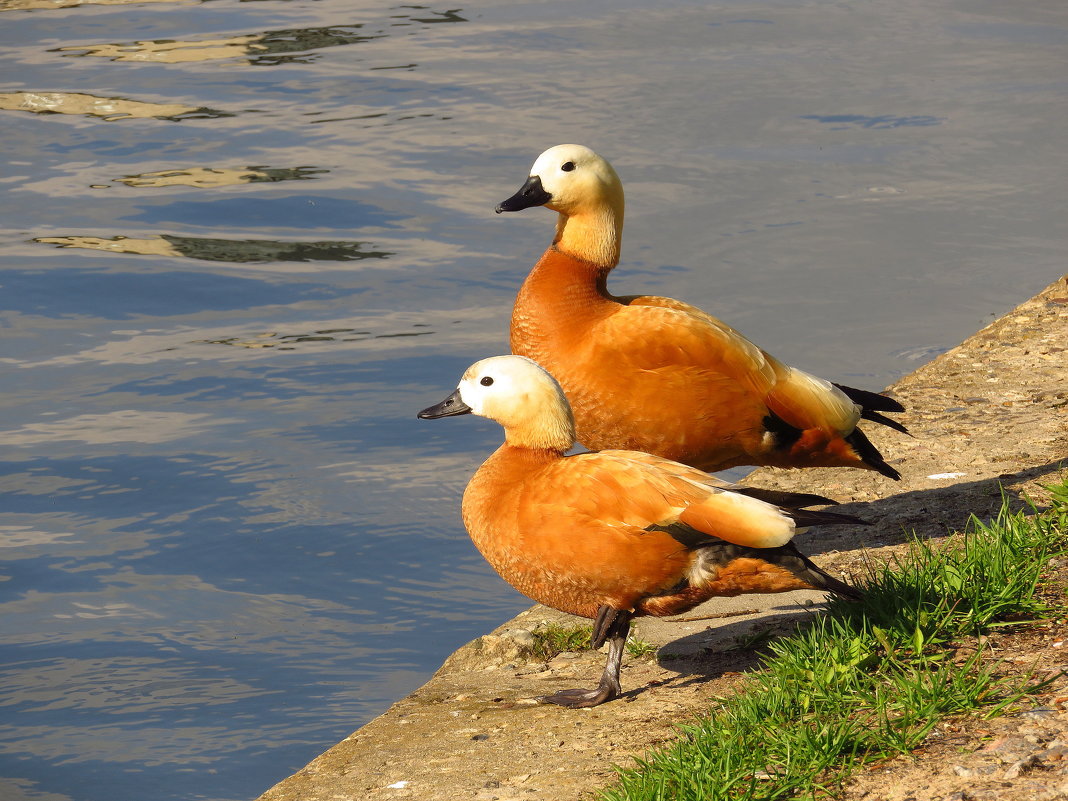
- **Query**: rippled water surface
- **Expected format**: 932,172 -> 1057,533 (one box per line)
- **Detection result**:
1,1 -> 1065,799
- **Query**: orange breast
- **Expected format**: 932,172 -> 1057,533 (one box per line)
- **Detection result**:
510,250 -> 767,469
461,446 -> 696,619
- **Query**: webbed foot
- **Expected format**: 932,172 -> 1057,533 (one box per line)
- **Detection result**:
538,683 -> 617,708
538,605 -> 632,708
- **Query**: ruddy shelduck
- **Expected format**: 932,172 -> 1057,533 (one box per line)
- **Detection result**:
496,144 -> 907,479
419,355 -> 863,707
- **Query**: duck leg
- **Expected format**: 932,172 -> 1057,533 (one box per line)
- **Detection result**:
540,606 -> 633,708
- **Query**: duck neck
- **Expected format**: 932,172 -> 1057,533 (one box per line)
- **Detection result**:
503,414 -> 575,454
552,204 -> 622,270
471,443 -> 565,496
498,442 -> 567,464
511,238 -> 616,360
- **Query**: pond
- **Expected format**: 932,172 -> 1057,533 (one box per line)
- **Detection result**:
1,1 -> 1065,799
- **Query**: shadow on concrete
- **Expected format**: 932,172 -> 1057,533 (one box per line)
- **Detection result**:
792,458 -> 1066,558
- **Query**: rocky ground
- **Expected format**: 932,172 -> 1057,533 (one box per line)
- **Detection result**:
255,275 -> 1067,801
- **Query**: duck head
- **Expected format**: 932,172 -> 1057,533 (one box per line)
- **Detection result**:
495,144 -> 624,268
496,144 -> 622,216
418,355 -> 576,452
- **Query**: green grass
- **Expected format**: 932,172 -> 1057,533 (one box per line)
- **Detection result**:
626,636 -> 659,660
525,624 -> 660,662
603,480 -> 1068,801
526,623 -> 593,662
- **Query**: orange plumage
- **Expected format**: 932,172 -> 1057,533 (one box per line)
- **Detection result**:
419,355 -> 863,707
497,144 -> 907,478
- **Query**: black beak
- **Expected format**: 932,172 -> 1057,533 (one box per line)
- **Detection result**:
495,175 -> 552,214
417,388 -> 472,420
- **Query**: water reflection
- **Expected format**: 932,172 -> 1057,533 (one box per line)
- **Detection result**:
123,195 -> 401,231
0,411 -> 235,446
199,324 -> 435,350
0,526 -> 79,550
1,569 -> 392,655
0,268 -> 355,319
115,166 -> 326,188
55,26 -> 385,66
0,0 -> 183,12
13,308 -> 499,367
52,9 -> 467,67
3,1 -> 1065,800
1,0 -> 467,15
800,114 -> 945,129
3,657 -> 268,711
393,6 -> 467,25
33,235 -> 390,264
0,92 -> 228,122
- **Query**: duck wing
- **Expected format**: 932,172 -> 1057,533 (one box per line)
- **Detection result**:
603,299 -> 861,433
525,451 -> 802,550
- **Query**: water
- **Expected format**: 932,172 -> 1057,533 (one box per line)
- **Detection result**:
1,1 -> 1065,799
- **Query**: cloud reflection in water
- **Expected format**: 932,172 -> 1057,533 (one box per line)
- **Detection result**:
34,235 -> 391,264
114,166 -> 327,188
0,92 -> 228,122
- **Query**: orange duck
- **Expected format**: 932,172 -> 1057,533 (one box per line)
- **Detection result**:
496,145 -> 907,479
419,355 -> 863,707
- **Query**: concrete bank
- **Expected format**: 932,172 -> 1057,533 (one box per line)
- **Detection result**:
256,276 -> 1067,801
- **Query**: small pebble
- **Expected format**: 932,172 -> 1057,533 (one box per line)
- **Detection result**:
1022,706 -> 1058,720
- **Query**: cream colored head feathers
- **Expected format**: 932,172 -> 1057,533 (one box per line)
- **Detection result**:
527,144 -> 624,267
457,355 -> 576,451
528,145 -> 623,217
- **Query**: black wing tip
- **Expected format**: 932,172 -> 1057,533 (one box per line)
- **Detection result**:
789,508 -> 871,527
825,577 -> 865,602
844,428 -> 902,481
835,382 -> 910,437
873,460 -> 902,481
860,409 -> 912,436
783,543 -> 865,601
833,382 -> 906,414
733,487 -> 840,509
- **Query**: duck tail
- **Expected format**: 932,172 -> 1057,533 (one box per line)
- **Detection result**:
732,487 -> 841,509
780,542 -> 864,601
844,427 -> 901,481
785,506 -> 870,528
833,383 -> 910,436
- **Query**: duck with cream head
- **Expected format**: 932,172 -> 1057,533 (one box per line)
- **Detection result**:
496,144 -> 907,479
419,355 -> 864,708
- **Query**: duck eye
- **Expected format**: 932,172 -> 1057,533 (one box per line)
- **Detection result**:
561,161 -> 575,172
480,376 -> 494,386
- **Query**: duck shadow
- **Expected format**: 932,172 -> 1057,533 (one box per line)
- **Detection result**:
782,458 -> 1066,558
633,602 -> 828,697
522,599 -> 825,706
